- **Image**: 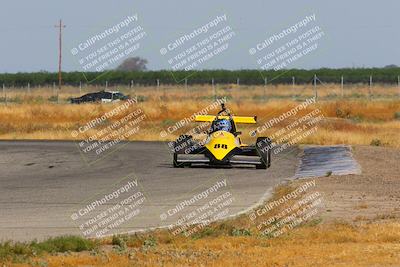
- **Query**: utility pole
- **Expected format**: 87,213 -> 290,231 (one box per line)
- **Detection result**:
55,19 -> 66,103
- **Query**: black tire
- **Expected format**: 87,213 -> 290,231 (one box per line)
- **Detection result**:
256,162 -> 267,169
255,137 -> 272,169
173,153 -> 184,168
172,135 -> 193,168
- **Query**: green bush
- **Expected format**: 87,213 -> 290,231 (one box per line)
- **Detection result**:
370,139 -> 382,146
350,115 -> 363,123
136,95 -> 147,102
0,241 -> 32,261
231,228 -> 252,236
32,235 -> 96,253
48,96 -> 58,102
335,108 -> 351,119
0,236 -> 97,262
142,237 -> 157,249
161,119 -> 176,126
191,228 -> 216,239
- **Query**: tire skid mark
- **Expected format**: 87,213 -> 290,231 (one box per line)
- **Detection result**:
294,145 -> 361,179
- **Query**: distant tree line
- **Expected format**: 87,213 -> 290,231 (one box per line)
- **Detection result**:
0,68 -> 400,87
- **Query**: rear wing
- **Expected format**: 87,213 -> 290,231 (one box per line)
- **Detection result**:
195,115 -> 257,124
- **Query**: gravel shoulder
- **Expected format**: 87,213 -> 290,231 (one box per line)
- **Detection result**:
308,145 -> 400,223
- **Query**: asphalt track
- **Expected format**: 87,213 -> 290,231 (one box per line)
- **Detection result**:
0,141 -> 300,241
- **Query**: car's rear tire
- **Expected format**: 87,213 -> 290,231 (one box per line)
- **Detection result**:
255,137 -> 272,169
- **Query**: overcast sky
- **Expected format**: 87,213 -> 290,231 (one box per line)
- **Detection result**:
0,0 -> 399,73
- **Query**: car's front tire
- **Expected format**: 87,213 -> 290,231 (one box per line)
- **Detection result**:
172,135 -> 193,168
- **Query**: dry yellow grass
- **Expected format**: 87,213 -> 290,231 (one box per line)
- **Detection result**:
2,83 -> 400,102
0,85 -> 399,147
7,224 -> 398,267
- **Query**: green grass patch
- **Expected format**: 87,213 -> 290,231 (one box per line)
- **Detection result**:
231,228 -> 252,236
0,235 -> 98,262
32,235 -> 97,253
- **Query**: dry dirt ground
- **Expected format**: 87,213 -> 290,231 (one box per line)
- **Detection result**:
311,145 -> 400,223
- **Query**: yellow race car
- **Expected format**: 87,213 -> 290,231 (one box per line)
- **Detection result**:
172,104 -> 272,169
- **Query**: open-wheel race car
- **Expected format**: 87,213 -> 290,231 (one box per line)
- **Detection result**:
172,104 -> 272,169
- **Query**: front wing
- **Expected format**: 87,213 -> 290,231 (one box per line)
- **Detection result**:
174,146 -> 264,167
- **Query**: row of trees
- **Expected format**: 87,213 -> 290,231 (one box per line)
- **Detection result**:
0,68 -> 400,86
